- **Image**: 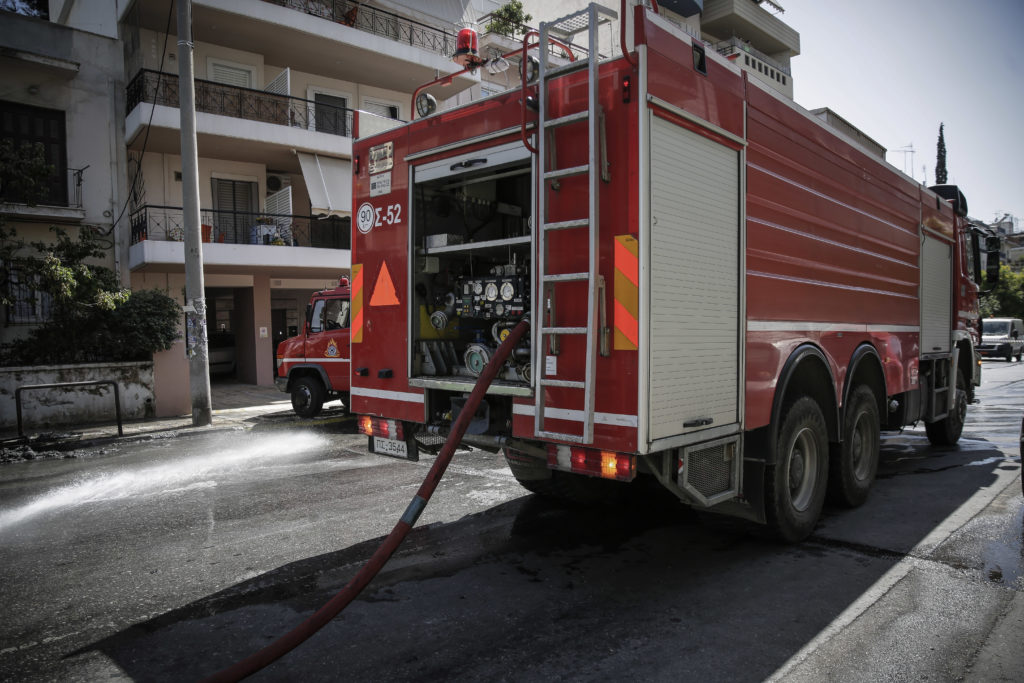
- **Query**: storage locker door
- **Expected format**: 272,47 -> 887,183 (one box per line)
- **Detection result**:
920,236 -> 952,354
648,115 -> 741,441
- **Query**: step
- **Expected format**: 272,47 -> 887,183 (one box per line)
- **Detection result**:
536,429 -> 587,444
540,378 -> 585,389
542,272 -> 588,282
540,327 -> 587,336
544,218 -> 589,231
544,164 -> 589,181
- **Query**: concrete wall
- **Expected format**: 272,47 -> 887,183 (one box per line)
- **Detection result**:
0,362 -> 154,430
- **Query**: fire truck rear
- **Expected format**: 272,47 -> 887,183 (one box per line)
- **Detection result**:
349,3 -> 997,541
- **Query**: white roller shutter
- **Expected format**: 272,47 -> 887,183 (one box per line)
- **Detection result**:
920,235 -> 952,354
647,114 -> 741,441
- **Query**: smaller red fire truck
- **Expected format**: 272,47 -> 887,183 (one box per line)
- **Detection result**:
274,278 -> 351,417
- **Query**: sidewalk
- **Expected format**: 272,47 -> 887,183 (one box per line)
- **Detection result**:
1,380 -> 351,454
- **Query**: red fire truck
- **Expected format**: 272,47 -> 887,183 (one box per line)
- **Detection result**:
348,3 -> 997,540
275,278 -> 351,417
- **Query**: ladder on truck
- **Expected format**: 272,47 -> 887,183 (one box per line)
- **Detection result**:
534,4 -> 616,445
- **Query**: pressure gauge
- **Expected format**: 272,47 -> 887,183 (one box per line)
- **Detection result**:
495,302 -> 505,316
500,281 -> 515,301
472,281 -> 483,295
485,282 -> 498,301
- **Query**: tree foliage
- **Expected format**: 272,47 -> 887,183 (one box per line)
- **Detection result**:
935,122 -> 947,185
1,143 -> 180,365
485,0 -> 532,36
979,264 -> 1024,319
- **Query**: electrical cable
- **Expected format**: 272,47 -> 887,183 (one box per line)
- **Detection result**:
201,316 -> 531,682
108,0 -> 175,236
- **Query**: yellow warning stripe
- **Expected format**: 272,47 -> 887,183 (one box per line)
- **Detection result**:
352,263 -> 363,343
614,235 -> 639,351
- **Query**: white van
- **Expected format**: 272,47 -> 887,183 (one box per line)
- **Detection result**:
979,318 -> 1024,361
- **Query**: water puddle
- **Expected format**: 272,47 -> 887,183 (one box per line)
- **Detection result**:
0,433 -> 327,530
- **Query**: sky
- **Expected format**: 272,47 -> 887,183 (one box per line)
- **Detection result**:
779,0 -> 1023,227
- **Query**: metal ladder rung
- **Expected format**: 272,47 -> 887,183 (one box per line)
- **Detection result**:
544,164 -> 588,180
541,326 -> 587,335
537,430 -> 587,444
546,60 -> 591,79
544,218 -> 589,231
544,111 -> 588,129
543,272 -> 588,282
539,379 -> 585,389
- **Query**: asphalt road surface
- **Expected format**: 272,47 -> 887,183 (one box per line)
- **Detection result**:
0,361 -> 1021,682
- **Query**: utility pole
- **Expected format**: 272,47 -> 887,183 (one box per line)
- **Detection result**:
177,0 -> 212,426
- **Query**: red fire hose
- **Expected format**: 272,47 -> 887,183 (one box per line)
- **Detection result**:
203,316 -> 531,682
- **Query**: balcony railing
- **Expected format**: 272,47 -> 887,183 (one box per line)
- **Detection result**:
264,0 -> 456,58
715,36 -> 791,76
126,70 -> 355,137
0,167 -> 85,210
129,205 -> 351,250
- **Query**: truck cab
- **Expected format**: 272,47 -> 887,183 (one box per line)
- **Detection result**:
275,278 -> 352,416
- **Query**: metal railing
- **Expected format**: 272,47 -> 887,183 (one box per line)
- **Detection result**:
0,167 -> 85,209
476,12 -> 593,59
264,0 -> 456,58
129,205 -> 350,250
714,36 -> 791,76
126,69 -> 355,137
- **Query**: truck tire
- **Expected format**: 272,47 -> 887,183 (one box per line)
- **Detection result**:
828,385 -> 879,507
925,368 -> 966,447
1006,347 -> 1013,362
765,396 -> 829,542
291,376 -> 325,418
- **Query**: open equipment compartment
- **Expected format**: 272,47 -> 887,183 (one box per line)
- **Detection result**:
409,141 -> 534,401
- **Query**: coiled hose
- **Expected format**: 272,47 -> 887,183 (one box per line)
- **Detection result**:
203,316 -> 531,681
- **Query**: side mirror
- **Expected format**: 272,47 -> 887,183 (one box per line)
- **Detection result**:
985,236 -> 1001,285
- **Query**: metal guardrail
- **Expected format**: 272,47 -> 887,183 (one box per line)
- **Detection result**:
0,167 -> 85,209
15,380 -> 123,439
265,0 -> 457,58
129,205 -> 351,250
126,69 -> 355,137
714,36 -> 791,76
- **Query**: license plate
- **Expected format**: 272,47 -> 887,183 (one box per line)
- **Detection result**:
373,436 -> 408,457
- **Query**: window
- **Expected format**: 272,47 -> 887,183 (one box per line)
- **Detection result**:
314,93 -> 349,135
361,98 -> 401,120
211,178 -> 257,244
309,298 -> 349,332
0,100 -> 67,205
206,58 -> 255,88
4,263 -> 53,325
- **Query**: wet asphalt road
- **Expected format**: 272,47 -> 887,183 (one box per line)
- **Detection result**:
0,361 -> 1021,682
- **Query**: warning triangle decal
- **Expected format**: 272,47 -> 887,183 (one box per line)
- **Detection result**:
369,261 -> 400,306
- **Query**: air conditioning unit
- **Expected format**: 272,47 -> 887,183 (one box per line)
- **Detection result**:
266,173 -> 292,194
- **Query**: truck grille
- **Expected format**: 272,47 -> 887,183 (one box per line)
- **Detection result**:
678,437 -> 740,507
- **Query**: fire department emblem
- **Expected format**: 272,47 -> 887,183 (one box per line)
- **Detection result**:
325,339 -> 340,357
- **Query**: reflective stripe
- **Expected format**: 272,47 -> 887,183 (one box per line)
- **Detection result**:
747,321 -> 919,333
352,263 -> 364,343
281,358 -> 350,363
351,386 -> 424,403
513,403 -> 638,427
614,234 -> 639,351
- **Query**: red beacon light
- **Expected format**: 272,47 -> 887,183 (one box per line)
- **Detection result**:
453,27 -> 482,68
338,276 -> 350,287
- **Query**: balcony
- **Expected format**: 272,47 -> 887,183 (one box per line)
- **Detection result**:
129,205 -> 350,250
701,0 -> 800,58
0,167 -> 86,222
715,36 -> 791,76
122,0 -> 475,96
264,0 -> 456,60
124,69 -> 355,167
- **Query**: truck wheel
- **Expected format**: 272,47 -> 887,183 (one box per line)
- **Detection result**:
828,386 -> 879,507
765,396 -> 829,542
291,376 -> 325,418
1006,347 -> 1013,362
925,368 -> 967,446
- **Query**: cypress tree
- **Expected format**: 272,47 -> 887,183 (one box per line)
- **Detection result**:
935,123 -> 947,185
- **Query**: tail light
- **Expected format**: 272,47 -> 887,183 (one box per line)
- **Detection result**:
357,416 -> 405,440
547,445 -> 636,482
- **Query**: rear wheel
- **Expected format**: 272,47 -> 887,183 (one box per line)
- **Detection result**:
925,368 -> 967,446
291,376 -> 325,418
765,396 -> 829,543
1006,347 -> 1013,362
828,386 -> 879,507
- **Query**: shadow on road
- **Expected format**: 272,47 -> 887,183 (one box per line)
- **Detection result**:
82,435 -> 1010,682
